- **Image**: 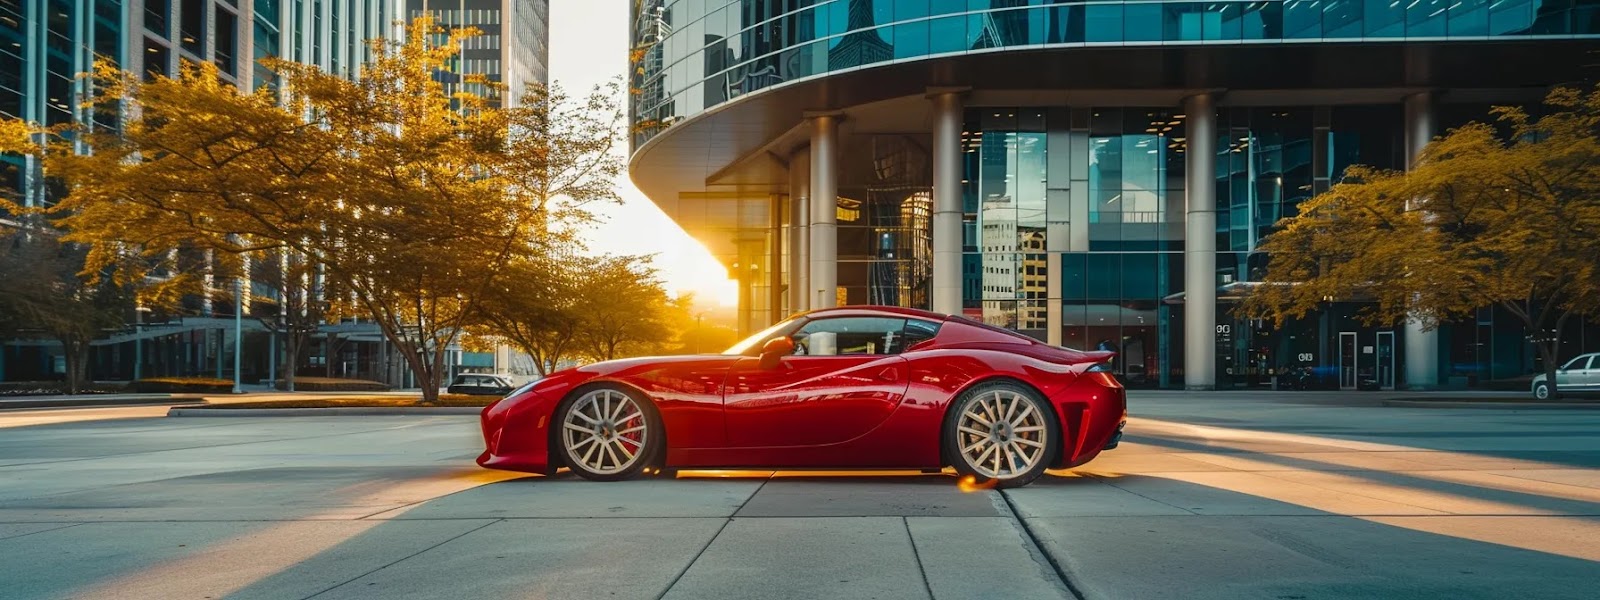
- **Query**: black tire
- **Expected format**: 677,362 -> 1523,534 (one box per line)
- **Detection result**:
553,384 -> 664,482
943,380 -> 1059,489
1533,382 -> 1551,401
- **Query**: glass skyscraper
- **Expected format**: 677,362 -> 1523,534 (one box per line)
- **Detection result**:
629,0 -> 1600,390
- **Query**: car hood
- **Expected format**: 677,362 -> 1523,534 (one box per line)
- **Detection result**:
566,354 -> 742,377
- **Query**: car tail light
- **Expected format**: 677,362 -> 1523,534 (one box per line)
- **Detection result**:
1081,364 -> 1122,389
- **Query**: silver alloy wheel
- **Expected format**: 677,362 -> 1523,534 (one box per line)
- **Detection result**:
956,390 -> 1048,479
1535,382 -> 1550,400
561,389 -> 648,475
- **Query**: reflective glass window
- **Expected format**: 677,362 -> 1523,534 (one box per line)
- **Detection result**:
1124,3 -> 1161,41
929,14 -> 968,53
1047,4 -> 1085,43
893,19 -> 929,58
1448,0 -> 1489,35
1241,1 -> 1281,39
1163,2 -> 1209,41
1284,0 -> 1322,38
1085,3 -> 1123,42
1489,0 -> 1535,34
896,0 -> 929,21
1061,253 -> 1087,301
1408,0 -> 1449,36
1323,0 -> 1362,37
1085,254 -> 1121,299
931,0 -> 966,16
1364,0 -> 1406,37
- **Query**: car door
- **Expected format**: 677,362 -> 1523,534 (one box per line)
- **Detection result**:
723,316 -> 912,448
1556,356 -> 1590,390
1575,355 -> 1599,390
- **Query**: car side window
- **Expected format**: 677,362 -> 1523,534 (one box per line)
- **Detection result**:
793,317 -> 909,356
1562,356 -> 1589,371
903,319 -> 942,350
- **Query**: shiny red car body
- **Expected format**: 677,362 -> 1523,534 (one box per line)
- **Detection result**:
477,306 -> 1126,476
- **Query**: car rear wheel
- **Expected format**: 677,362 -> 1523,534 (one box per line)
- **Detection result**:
1534,382 -> 1551,401
556,385 -> 662,482
945,381 -> 1058,489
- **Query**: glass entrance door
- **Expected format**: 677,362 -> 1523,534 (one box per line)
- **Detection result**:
1376,331 -> 1396,390
1339,332 -> 1358,390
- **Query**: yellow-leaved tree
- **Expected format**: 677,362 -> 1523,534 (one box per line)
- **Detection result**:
1241,87 -> 1600,398
5,17 -> 555,402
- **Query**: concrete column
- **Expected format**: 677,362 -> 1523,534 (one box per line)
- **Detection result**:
808,113 -> 840,309
789,147 -> 811,313
1403,92 -> 1439,389
1183,93 -> 1218,391
929,90 -> 965,316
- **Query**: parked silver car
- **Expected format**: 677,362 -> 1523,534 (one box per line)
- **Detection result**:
447,374 -> 517,396
1531,353 -> 1600,399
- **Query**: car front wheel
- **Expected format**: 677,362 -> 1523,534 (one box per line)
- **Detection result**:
555,385 -> 662,482
944,381 -> 1059,489
1533,382 -> 1551,401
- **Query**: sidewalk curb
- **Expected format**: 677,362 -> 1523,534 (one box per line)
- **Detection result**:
0,396 -> 179,410
166,406 -> 483,417
1382,400 -> 1600,410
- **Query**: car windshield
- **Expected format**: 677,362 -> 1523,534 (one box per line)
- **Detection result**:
723,318 -> 803,356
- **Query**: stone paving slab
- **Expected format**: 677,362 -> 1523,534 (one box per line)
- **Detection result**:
734,476 -> 1005,517
315,518 -> 725,600
906,516 -> 1074,600
1004,474 -> 1194,517
661,517 -> 928,600
1026,515 -> 1600,600
0,519 -> 495,600
382,476 -> 765,519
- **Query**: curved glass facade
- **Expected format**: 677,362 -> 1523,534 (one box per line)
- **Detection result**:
631,0 -> 1600,146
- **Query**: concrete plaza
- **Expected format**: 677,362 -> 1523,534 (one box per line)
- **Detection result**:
0,392 -> 1596,599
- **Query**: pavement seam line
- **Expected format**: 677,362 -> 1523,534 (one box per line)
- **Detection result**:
999,490 -> 1088,600
0,522 -> 83,541
902,517 -> 936,600
1086,473 -> 1200,515
653,474 -> 770,600
300,518 -> 502,600
652,517 -> 732,600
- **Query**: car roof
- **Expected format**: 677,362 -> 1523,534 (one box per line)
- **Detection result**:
791,305 -> 949,321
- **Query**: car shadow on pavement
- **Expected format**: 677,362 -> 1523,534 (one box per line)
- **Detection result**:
1122,433 -> 1600,517
178,474 -> 1600,598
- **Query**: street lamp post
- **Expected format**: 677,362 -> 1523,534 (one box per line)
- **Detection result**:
132,306 -> 145,380
232,276 -> 243,394
267,314 -> 278,390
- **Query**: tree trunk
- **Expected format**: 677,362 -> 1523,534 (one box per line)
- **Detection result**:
59,336 -> 88,395
283,332 -> 301,392
325,334 -> 340,378
422,338 -> 448,404
1537,340 -> 1561,400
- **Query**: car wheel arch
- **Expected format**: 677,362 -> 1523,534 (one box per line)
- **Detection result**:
545,379 -> 669,473
936,375 -> 1057,468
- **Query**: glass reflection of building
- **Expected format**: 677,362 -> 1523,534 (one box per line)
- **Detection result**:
629,0 -> 1600,390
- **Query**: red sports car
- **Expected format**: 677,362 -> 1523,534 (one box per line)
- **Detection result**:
477,306 -> 1126,488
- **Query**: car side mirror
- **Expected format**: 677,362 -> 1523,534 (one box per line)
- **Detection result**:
759,337 -> 794,369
